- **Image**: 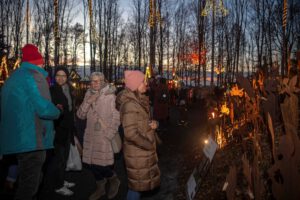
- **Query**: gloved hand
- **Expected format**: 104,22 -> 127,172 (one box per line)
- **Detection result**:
86,93 -> 100,104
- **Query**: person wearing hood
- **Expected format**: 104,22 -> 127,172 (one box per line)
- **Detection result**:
77,72 -> 120,200
50,66 -> 76,196
116,70 -> 161,200
0,44 -> 60,200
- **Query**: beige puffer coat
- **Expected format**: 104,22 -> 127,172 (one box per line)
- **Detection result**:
77,85 -> 120,166
116,88 -> 160,192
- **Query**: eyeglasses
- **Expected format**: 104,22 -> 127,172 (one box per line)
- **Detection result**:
55,74 -> 67,78
91,80 -> 101,84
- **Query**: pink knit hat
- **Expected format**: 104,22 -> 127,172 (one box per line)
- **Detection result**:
124,70 -> 145,91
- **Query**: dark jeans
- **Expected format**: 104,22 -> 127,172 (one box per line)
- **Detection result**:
83,163 -> 113,181
53,141 -> 70,189
15,150 -> 46,200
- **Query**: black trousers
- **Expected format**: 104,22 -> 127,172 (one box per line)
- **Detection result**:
15,150 -> 46,200
83,163 -> 114,181
53,141 -> 70,189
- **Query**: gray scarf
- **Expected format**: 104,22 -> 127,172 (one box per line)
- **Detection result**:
62,84 -> 72,111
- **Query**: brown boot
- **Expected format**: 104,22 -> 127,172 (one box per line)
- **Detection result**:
89,179 -> 107,200
107,175 -> 120,199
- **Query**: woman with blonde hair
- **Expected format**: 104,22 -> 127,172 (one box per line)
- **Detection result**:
77,72 -> 120,200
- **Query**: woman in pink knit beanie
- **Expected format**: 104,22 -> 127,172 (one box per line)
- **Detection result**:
124,70 -> 146,92
116,70 -> 160,200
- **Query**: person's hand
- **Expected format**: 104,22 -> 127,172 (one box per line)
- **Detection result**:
56,104 -> 63,111
149,120 -> 159,130
98,117 -> 108,129
86,93 -> 99,104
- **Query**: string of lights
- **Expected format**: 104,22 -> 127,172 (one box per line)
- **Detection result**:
201,0 -> 228,17
54,0 -> 59,43
0,56 -> 9,83
283,0 -> 287,28
88,0 -> 101,44
148,0 -> 162,28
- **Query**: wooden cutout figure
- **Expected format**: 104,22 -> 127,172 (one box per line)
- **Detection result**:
242,154 -> 254,198
230,84 -> 244,97
230,102 -> 234,124
253,154 -> 265,200
236,73 -> 255,98
225,165 -> 237,200
267,112 -> 276,161
280,76 -> 299,134
268,135 -> 300,200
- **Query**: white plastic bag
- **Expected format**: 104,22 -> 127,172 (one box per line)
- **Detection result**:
66,144 -> 82,171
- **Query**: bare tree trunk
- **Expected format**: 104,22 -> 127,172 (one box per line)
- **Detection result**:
211,0 -> 215,86
26,0 -> 29,44
54,0 -> 59,67
149,0 -> 157,75
83,0 -> 87,76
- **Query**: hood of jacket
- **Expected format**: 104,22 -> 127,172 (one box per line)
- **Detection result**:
116,88 -> 136,111
116,88 -> 149,113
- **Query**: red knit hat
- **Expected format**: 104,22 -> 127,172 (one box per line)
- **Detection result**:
22,44 -> 44,66
124,70 -> 145,91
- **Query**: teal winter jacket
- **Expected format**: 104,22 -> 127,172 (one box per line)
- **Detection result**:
0,62 -> 60,155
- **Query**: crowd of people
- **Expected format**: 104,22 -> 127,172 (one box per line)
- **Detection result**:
0,43 -> 197,200
0,44 -> 196,200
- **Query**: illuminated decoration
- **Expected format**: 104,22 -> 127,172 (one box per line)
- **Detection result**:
230,85 -> 244,97
201,0 -> 228,17
189,50 -> 206,65
54,0 -> 59,43
13,58 -> 21,70
0,56 -> 9,84
216,126 -> 225,148
70,69 -> 81,81
72,82 -> 77,88
88,0 -> 101,44
179,50 -> 206,65
221,102 -> 230,115
145,66 -> 151,79
283,0 -> 288,28
148,0 -> 162,28
215,66 -> 225,75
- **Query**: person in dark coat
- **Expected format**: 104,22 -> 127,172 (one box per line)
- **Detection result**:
153,78 -> 169,131
50,66 -> 76,196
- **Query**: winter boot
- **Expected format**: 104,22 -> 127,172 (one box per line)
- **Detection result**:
89,179 -> 107,200
107,174 -> 120,199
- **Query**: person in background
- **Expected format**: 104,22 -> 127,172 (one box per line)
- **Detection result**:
50,66 -> 76,196
77,72 -> 120,200
153,78 -> 169,131
0,44 -> 60,200
116,70 -> 160,200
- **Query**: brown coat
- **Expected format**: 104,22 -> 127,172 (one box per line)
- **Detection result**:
77,85 -> 120,166
116,88 -> 160,192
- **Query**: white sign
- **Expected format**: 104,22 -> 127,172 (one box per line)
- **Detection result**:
186,170 -> 197,200
203,136 -> 218,162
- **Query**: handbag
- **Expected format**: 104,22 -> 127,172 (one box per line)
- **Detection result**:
66,144 -> 82,171
111,132 -> 122,153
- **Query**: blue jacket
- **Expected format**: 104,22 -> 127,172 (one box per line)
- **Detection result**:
0,62 -> 60,155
